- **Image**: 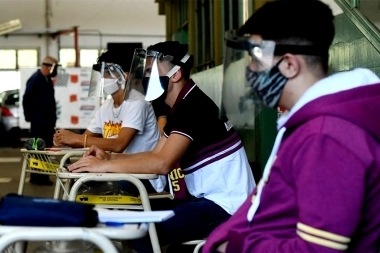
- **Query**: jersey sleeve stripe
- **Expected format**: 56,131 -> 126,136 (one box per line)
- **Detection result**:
170,131 -> 194,141
297,222 -> 351,243
297,230 -> 348,251
183,140 -> 243,174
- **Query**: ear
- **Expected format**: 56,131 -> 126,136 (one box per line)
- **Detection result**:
171,68 -> 183,83
124,72 -> 130,80
280,54 -> 300,79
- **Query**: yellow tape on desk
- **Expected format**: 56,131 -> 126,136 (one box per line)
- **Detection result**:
29,158 -> 59,173
76,195 -> 142,205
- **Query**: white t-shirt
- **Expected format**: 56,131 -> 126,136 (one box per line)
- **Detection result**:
87,89 -> 166,192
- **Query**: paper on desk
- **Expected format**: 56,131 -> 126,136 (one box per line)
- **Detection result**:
94,208 -> 175,223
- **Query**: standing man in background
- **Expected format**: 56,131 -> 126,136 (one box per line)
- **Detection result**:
22,56 -> 58,186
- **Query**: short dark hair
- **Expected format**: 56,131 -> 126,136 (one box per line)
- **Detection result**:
147,41 -> 194,79
239,0 -> 335,73
97,50 -> 132,72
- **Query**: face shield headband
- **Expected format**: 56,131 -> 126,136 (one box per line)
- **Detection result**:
88,62 -> 126,97
143,50 -> 191,101
226,35 -> 326,59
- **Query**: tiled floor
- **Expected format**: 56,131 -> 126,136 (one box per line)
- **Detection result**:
0,147 -> 59,252
0,148 -> 57,198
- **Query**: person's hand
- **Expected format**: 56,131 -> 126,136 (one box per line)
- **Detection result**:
54,129 -> 77,146
83,145 -> 111,160
67,155 -> 108,173
53,131 -> 63,146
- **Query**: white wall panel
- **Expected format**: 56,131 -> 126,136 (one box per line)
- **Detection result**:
191,65 -> 223,108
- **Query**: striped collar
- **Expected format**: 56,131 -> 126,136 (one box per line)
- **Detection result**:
171,79 -> 197,113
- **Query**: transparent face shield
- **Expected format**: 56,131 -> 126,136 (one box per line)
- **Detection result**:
221,30 -> 275,128
143,50 -> 178,102
128,49 -> 190,102
88,62 -> 126,98
123,48 -> 147,101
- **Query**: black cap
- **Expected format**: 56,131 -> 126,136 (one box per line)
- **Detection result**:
97,50 -> 133,72
147,41 -> 194,71
238,0 -> 335,51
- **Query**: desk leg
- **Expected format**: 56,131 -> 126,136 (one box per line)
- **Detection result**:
53,178 -> 61,199
62,179 -> 72,200
17,158 -> 27,195
14,241 -> 27,253
133,177 -> 161,253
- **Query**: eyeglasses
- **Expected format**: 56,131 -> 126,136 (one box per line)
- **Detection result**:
42,62 -> 61,67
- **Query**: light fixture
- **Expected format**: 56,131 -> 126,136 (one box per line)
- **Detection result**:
0,19 -> 22,36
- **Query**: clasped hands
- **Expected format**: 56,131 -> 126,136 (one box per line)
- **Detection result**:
53,129 -> 77,147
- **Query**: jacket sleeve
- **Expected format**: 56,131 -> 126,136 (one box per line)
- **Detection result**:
208,135 -> 365,253
22,77 -> 36,122
202,189 -> 257,253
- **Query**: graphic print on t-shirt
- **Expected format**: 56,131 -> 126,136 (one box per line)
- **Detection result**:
103,120 -> 122,138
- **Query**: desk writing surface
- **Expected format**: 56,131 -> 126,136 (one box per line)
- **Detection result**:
95,208 -> 175,223
20,148 -> 88,156
57,168 -> 158,180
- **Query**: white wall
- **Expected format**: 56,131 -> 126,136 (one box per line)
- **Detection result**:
191,65 -> 223,108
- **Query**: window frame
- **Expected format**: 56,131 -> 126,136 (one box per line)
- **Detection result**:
59,48 -> 103,68
0,48 -> 39,70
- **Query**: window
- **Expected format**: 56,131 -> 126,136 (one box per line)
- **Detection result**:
59,48 -> 100,68
80,49 -> 99,67
179,0 -> 188,28
0,50 -> 16,69
224,0 -> 241,32
0,49 -> 38,70
358,0 -> 380,30
59,49 -> 75,67
18,50 -> 38,68
195,0 -> 214,72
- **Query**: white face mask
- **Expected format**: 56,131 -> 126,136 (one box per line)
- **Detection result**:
103,78 -> 120,96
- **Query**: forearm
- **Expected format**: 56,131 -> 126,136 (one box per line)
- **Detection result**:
109,151 -> 151,160
106,152 -> 170,174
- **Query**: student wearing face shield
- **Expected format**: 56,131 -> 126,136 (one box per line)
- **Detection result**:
53,51 -> 165,193
22,56 -> 59,186
67,41 -> 256,253
203,1 -> 380,253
